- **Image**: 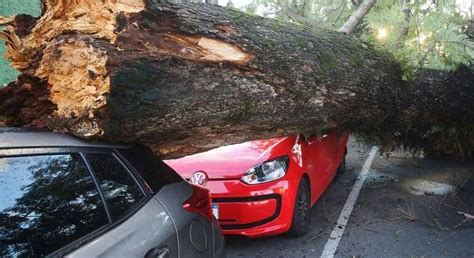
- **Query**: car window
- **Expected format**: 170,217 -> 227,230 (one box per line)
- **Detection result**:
85,153 -> 146,221
117,145 -> 183,194
0,154 -> 109,257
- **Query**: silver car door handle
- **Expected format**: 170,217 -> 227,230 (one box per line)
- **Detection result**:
145,247 -> 170,258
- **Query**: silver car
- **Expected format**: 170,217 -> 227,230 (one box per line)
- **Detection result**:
0,128 -> 226,257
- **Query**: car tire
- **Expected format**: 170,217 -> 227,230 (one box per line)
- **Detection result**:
286,178 -> 311,237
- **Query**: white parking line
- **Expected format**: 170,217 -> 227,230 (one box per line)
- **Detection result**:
320,146 -> 379,258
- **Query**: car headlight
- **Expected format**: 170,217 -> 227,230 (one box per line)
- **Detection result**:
241,156 -> 290,185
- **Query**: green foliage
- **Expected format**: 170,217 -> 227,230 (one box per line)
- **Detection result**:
242,0 -> 473,76
0,0 -> 41,86
363,0 -> 473,78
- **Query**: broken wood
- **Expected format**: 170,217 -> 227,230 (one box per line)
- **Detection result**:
0,1 -> 472,159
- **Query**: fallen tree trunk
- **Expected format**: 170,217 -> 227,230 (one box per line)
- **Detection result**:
396,65 -> 474,159
0,1 -> 472,159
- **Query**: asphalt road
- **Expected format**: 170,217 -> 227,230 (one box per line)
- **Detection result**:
225,138 -> 474,257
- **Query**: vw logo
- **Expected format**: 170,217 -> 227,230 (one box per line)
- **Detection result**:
189,171 -> 208,186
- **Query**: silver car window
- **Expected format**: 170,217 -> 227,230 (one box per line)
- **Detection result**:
0,154 -> 109,257
85,153 -> 146,222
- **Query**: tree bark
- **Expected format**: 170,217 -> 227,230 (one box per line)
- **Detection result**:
0,1 -> 472,159
338,0 -> 377,34
395,0 -> 411,49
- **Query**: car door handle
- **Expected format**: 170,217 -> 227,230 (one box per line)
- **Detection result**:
145,247 -> 170,258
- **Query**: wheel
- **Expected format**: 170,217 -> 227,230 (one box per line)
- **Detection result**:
336,156 -> 346,175
286,179 -> 311,237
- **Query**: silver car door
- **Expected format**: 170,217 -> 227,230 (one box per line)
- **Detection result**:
67,198 -> 178,258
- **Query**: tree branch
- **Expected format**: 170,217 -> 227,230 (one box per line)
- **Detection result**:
395,0 -> 411,49
338,0 -> 377,34
332,1 -> 347,26
278,0 -> 322,28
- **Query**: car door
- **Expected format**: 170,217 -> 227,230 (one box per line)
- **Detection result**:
304,134 -> 333,201
322,131 -> 344,178
117,146 -> 225,258
0,148 -> 179,257
68,151 -> 178,258
303,130 -> 349,202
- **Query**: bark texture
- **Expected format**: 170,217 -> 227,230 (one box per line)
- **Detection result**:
0,1 -> 472,159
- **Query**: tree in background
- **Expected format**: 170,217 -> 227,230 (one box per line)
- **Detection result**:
242,0 -> 473,77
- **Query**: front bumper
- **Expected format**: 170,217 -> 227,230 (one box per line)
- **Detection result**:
205,178 -> 298,238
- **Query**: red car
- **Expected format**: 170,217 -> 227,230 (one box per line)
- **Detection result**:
165,130 -> 349,238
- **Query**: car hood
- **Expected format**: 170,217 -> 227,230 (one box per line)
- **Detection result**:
165,136 -> 295,179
